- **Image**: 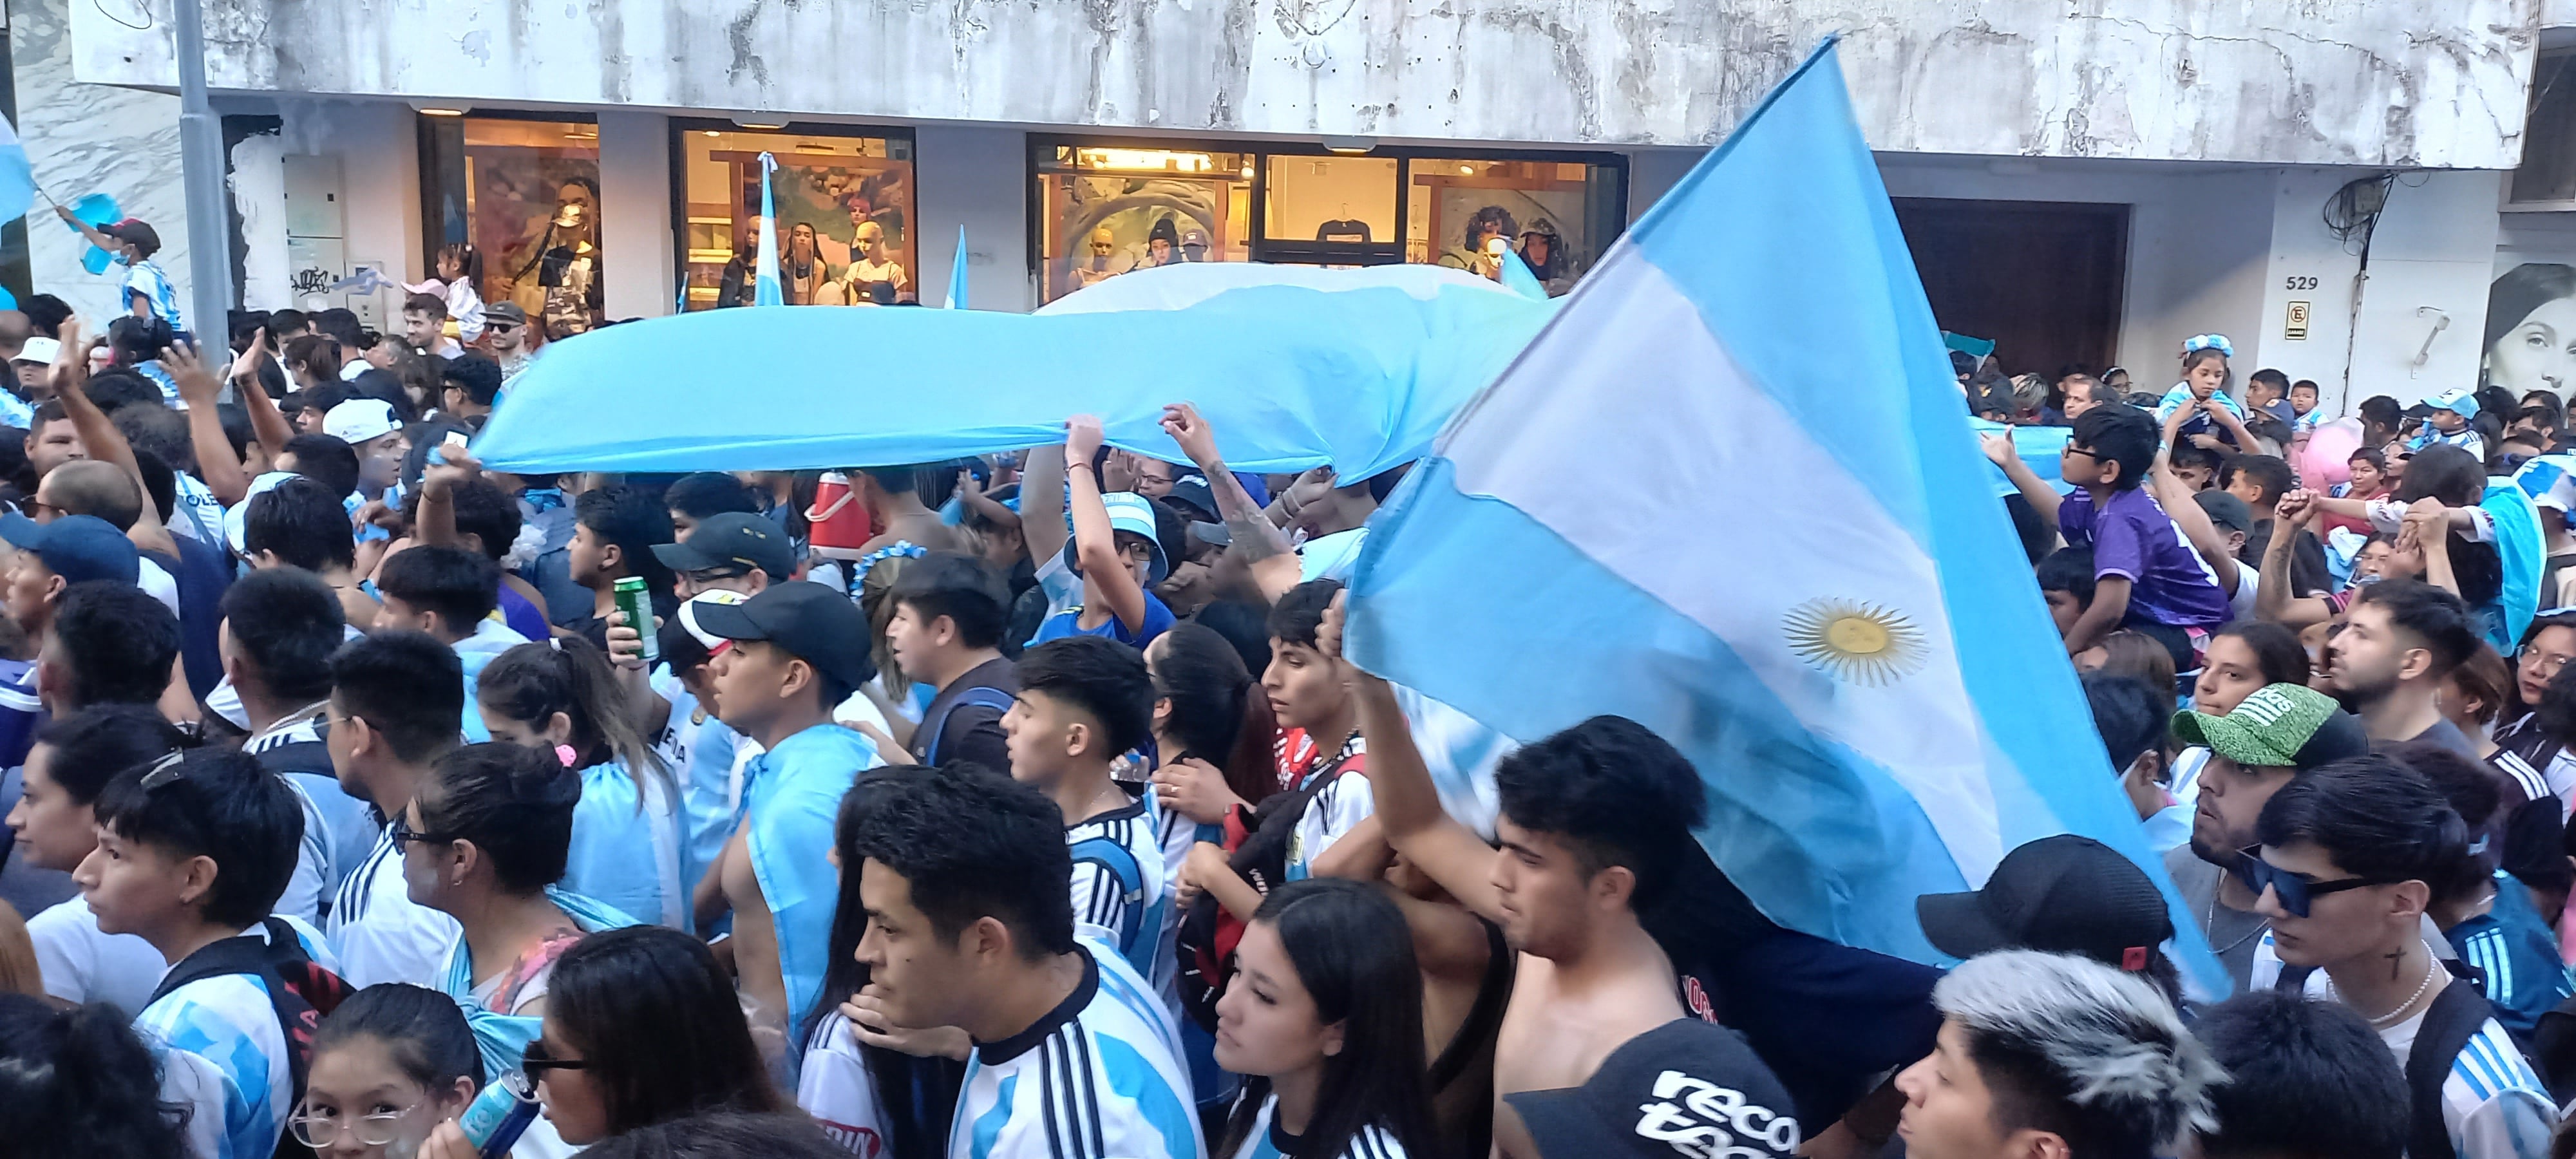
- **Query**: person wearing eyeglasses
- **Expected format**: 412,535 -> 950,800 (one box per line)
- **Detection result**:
480,302 -> 536,385
2246,755 -> 2557,1159
293,983 -> 482,1159
419,925 -> 784,1156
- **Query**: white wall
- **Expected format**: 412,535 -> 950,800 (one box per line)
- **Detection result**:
598,111 -> 674,319
913,126 -> 1032,314
78,0 -> 2535,169
2257,171 -> 2506,416
11,0 -> 186,326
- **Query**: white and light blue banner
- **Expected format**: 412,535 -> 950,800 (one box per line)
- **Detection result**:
1347,39 -> 2221,988
473,263 -> 1551,478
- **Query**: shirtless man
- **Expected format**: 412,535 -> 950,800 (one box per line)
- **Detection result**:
693,583 -> 882,1041
853,465 -> 967,558
1321,599 -> 1703,1149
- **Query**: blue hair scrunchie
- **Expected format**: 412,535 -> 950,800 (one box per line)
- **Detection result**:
2183,334 -> 2235,359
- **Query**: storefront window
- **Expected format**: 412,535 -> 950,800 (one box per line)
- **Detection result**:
1030,138 -> 1625,301
672,122 -> 916,310
419,114 -> 604,339
1405,158 -> 1623,295
1034,144 -> 1253,305
1263,155 -> 1398,264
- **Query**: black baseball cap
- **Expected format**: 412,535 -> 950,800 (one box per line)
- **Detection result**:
1915,834 -> 2175,972
2193,489 -> 2251,534
688,581 -> 872,692
100,218 -> 161,256
1505,1019 -> 1801,1159
652,512 -> 797,580
0,513 -> 139,586
1166,475 -> 1220,521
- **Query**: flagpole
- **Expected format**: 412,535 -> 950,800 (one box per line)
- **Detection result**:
172,0 -> 231,363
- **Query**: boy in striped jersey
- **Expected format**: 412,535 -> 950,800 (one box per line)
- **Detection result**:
848,764 -> 1204,1159
2251,757 -> 2556,1159
1005,636 -> 1170,983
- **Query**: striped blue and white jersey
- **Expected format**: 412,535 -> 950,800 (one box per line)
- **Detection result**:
2410,1008 -> 2558,1159
133,919 -> 337,1159
949,938 -> 1204,1159
1066,795 -> 1170,985
122,257 -> 187,334
1224,1091 -> 1408,1159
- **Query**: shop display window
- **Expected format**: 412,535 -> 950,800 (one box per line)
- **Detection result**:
419,114 -> 604,338
1405,157 -> 1624,295
1034,144 -> 1254,305
672,122 -> 916,310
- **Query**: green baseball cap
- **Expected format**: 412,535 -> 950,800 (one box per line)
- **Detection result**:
2172,683 -> 2371,770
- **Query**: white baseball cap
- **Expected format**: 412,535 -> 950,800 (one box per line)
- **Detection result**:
12,337 -> 59,366
323,398 -> 401,446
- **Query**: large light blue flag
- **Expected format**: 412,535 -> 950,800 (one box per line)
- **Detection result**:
753,152 -> 783,307
471,263 -> 1549,477
0,117 -> 32,224
1346,39 -> 2222,990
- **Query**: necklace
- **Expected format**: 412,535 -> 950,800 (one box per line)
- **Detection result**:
2202,874 -> 2268,954
2336,940 -> 2441,1028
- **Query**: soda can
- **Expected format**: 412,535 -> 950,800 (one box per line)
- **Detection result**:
614,576 -> 661,663
458,1071 -> 543,1158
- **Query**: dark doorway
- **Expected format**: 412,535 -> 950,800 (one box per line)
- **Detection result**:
1892,198 -> 2128,381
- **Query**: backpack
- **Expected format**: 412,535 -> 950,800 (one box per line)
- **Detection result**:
1069,831 -> 1155,977
921,686 -> 1014,767
2288,961 -> 2530,1159
1173,749 -> 1361,1030
147,917 -> 352,1159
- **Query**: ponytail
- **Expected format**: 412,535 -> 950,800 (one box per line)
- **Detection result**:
419,742 -> 585,894
478,636 -> 668,810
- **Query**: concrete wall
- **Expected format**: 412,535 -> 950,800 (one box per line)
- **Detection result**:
2255,171 -> 2505,415
914,125 -> 1034,314
12,0 -> 187,326
75,0 -> 2539,168
598,109 -> 674,319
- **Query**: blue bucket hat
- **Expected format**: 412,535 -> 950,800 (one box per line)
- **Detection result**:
1058,491 -> 1169,585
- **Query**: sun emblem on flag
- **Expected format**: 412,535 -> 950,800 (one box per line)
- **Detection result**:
1785,598 -> 1927,686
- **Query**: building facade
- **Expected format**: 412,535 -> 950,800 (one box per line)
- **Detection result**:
26,0 -> 2571,415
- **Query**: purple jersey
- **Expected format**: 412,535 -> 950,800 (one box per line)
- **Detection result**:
2058,487 -> 2230,628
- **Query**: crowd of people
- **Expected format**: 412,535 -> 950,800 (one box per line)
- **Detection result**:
0,224 -> 2572,1159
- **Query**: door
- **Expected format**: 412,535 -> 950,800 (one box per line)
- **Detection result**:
1892,198 -> 2128,381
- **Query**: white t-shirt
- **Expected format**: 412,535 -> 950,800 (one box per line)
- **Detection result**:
138,556 -> 181,617
27,894 -> 167,1017
797,1012 -> 893,1156
2225,560 -> 2260,621
325,824 -> 462,989
1285,771 -> 1376,883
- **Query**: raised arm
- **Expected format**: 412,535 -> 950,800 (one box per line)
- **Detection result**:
1162,402 -> 1296,563
1322,592 -> 1507,923
953,469 -> 1019,536
2147,456 -> 2239,593
227,333 -> 296,462
162,341 -> 249,505
1980,429 -> 2061,529
1162,402 -> 1303,601
1020,444 -> 1069,570
2403,499 -> 2461,599
2255,491 -> 2336,628
51,320 -> 175,557
53,205 -> 115,254
1063,416 -> 1148,633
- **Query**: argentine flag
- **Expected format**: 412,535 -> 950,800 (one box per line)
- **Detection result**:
1347,39 -> 2221,989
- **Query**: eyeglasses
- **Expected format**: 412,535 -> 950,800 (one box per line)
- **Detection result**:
20,499 -> 64,520
487,322 -> 522,334
521,1037 -> 592,1076
2060,445 -> 2099,462
389,811 -> 455,847
2229,845 -> 2403,918
289,1100 -> 421,1148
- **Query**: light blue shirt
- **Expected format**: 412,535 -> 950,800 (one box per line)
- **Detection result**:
122,257 -> 187,334
559,756 -> 685,930
742,722 -> 880,1035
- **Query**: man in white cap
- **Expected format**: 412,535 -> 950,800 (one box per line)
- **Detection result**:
321,398 -> 409,505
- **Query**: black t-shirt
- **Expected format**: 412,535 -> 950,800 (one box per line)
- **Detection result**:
909,657 -> 1018,775
145,539 -> 234,701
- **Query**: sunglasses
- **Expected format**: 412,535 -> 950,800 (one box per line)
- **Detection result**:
389,811 -> 455,847
521,1037 -> 592,1076
2228,845 -> 2403,918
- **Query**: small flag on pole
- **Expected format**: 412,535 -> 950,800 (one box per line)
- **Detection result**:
753,153 -> 783,307
944,225 -> 969,310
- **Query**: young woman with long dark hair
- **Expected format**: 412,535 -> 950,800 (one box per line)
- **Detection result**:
1214,878 -> 1435,1159
477,636 -> 684,929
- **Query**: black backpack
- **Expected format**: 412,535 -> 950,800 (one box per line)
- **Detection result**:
147,918 -> 352,1159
